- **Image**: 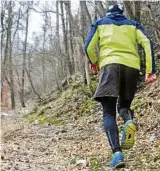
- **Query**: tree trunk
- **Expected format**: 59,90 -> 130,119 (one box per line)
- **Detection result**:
65,1 -> 75,74
95,1 -> 98,20
80,1 -> 91,85
25,67 -> 41,100
124,1 -> 135,20
134,1 -> 141,22
96,1 -> 106,18
54,59 -> 62,91
60,1 -> 73,76
56,1 -> 60,42
21,6 -> 29,107
1,2 -> 7,100
7,1 -> 15,109
147,4 -> 160,43
55,1 -> 64,82
2,1 -> 16,109
68,2 -> 74,55
85,57 -> 91,86
42,18 -> 47,93
1,3 -> 5,72
2,4 -> 10,87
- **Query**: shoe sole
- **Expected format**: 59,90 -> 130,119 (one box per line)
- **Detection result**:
115,161 -> 125,168
121,123 -> 136,150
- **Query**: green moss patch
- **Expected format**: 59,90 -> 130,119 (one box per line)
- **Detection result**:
24,112 -> 66,126
79,99 -> 96,116
90,157 -> 105,171
24,76 -> 98,125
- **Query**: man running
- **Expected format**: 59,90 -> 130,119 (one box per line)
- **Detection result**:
84,3 -> 156,168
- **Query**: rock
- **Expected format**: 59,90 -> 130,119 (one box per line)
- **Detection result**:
1,155 -> 4,160
65,123 -> 75,130
76,159 -> 89,167
45,123 -> 51,127
34,119 -> 39,125
61,129 -> 67,133
94,125 -> 104,132
149,134 -> 156,142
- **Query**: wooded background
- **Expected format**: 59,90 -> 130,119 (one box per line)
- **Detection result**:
1,0 -> 160,109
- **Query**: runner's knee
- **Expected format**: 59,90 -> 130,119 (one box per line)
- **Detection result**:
101,97 -> 117,117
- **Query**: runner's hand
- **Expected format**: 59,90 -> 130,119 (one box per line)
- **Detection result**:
145,73 -> 157,83
90,64 -> 99,73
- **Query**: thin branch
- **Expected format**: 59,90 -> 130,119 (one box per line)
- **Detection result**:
30,7 -> 62,16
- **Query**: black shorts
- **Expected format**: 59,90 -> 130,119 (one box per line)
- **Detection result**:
94,64 -> 139,102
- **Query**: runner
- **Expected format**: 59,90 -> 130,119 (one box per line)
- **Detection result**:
84,3 -> 156,168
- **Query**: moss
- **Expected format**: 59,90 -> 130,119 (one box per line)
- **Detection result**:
24,112 -> 66,126
79,86 -> 92,97
90,157 -> 105,171
24,112 -> 39,123
135,155 -> 143,165
38,106 -> 52,115
131,96 -> 142,110
38,115 -> 48,124
47,117 -> 67,126
24,76 -> 98,125
71,82 -> 80,89
77,79 -> 97,98
90,80 -> 97,93
63,90 -> 73,100
79,99 -> 96,116
70,158 -> 77,165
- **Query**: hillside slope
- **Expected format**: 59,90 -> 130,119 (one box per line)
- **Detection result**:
1,76 -> 160,171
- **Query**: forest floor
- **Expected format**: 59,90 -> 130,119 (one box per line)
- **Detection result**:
1,77 -> 160,171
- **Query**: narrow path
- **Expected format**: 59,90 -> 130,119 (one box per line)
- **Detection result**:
1,110 -> 160,171
1,112 -> 109,171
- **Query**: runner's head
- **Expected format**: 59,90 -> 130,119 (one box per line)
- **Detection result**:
107,4 -> 124,14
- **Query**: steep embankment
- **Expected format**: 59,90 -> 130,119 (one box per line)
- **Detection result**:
1,76 -> 160,171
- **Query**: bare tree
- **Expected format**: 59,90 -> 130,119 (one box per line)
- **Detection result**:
134,1 -> 141,22
60,1 -> 73,77
20,2 -> 32,107
41,9 -> 48,93
25,49 -> 41,99
95,1 -> 106,18
8,1 -> 16,109
80,1 -> 91,86
1,1 -> 5,67
64,1 -> 75,73
124,1 -> 135,20
1,1 -> 7,94
147,3 -> 160,43
2,1 -> 16,109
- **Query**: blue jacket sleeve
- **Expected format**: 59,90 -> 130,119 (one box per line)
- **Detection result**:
136,22 -> 156,73
84,21 -> 99,64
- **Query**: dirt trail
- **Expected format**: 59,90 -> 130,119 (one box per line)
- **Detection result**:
1,112 -> 109,171
1,109 -> 159,171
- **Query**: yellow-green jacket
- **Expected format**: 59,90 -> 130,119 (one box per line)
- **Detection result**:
84,13 -> 156,73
